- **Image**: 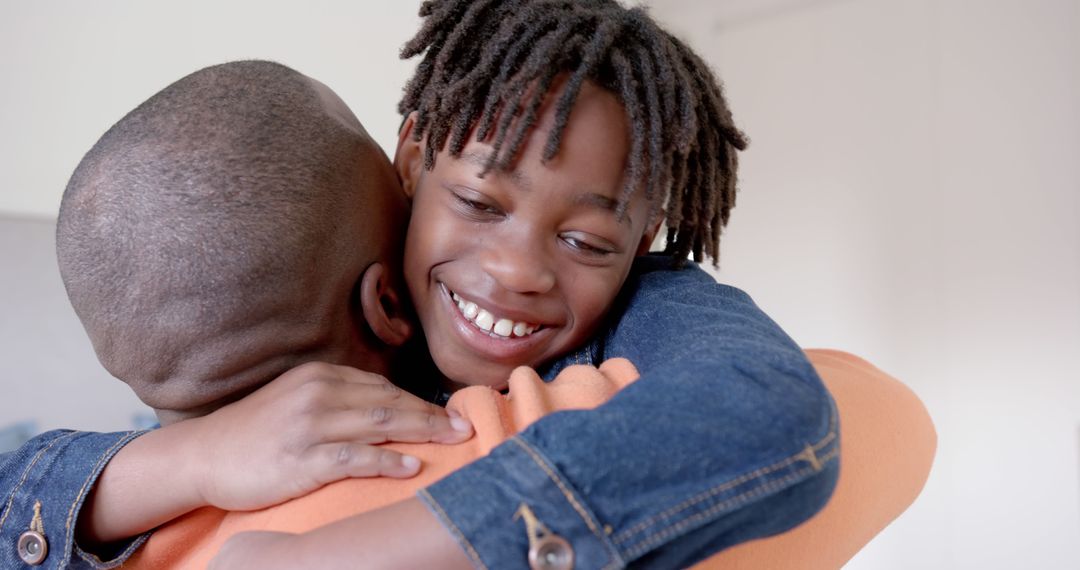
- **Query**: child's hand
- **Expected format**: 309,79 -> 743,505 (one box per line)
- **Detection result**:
190,362 -> 472,511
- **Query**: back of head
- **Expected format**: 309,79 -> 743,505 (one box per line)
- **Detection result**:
399,0 -> 748,265
58,61 -> 406,418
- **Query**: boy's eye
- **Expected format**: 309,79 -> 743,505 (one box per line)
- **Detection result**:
561,234 -> 615,257
451,192 -> 502,217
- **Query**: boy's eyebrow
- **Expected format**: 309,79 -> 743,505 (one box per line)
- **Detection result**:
460,151 -> 531,190
576,193 -> 632,226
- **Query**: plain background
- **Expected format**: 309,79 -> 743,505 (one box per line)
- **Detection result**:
1,1 -> 1077,568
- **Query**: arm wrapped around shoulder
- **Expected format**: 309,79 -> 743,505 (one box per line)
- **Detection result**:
692,349 -> 937,569
423,258 -> 845,569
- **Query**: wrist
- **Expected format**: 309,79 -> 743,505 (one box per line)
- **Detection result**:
169,415 -> 215,510
76,421 -> 207,545
118,417 -> 211,514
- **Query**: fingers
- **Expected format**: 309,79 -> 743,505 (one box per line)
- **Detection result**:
286,363 -> 449,416
274,361 -> 474,446
335,381 -> 449,416
302,443 -> 424,484
317,406 -> 473,445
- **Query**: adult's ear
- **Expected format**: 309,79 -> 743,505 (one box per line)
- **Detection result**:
394,112 -> 424,200
358,262 -> 412,348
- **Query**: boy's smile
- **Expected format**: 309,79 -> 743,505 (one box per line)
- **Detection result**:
447,288 -> 541,339
397,80 -> 658,389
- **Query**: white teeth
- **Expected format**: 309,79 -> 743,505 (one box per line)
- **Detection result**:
493,318 -> 514,337
474,309 -> 495,332
450,289 -> 540,338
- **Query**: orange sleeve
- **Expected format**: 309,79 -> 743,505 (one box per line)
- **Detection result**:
125,359 -> 638,569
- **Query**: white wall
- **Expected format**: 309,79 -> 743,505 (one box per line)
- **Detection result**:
0,1 -> 425,430
0,216 -> 147,432
2,0 -> 1078,567
0,0 -> 422,218
648,0 -> 1080,568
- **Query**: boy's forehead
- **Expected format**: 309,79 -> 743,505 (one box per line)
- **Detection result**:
453,78 -> 640,211
535,77 -> 627,149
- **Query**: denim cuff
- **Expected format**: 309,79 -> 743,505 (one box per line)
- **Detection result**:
0,430 -> 148,569
420,435 -> 625,570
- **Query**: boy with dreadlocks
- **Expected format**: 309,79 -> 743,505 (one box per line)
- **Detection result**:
1,2 -> 838,568
401,0 -> 743,265
203,1 -> 838,567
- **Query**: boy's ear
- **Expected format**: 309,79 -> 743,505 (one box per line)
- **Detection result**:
636,218 -> 664,256
394,112 -> 424,200
358,262 -> 412,348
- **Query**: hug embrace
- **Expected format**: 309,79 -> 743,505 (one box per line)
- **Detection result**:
0,1 -> 871,568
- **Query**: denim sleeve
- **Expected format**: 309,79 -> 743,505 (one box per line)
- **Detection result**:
0,429 -> 150,569
420,257 -> 840,569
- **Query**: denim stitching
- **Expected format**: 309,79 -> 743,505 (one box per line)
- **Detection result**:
419,488 -> 489,570
614,411 -> 838,544
624,445 -> 840,558
74,533 -> 150,569
510,437 -> 625,567
61,432 -> 144,569
0,432 -> 73,532
509,437 -> 606,539
600,551 -> 629,570
614,406 -> 838,544
612,453 -> 804,545
627,446 -> 840,557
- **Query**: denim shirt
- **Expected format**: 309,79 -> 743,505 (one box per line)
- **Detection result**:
0,256 -> 838,569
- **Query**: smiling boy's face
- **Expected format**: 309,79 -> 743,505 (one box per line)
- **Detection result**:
397,80 -> 658,389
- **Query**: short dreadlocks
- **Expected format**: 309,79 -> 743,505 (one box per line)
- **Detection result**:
398,0 -> 748,264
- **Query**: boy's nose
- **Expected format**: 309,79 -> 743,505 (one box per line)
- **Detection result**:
479,235 -> 556,295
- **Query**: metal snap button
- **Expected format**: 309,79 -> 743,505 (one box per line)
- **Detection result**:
528,533 -> 573,570
17,530 -> 48,565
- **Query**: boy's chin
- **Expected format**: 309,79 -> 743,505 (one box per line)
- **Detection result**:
438,358 -> 516,393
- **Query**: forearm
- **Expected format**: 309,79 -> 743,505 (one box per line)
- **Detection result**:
211,498 -> 472,570
76,419 -> 206,545
302,498 -> 471,569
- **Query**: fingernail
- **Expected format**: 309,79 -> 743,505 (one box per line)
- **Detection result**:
450,417 -> 472,432
402,455 -> 421,470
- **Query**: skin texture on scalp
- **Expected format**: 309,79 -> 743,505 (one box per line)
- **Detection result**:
398,78 -> 658,389
57,61 -> 411,422
65,62 -> 467,552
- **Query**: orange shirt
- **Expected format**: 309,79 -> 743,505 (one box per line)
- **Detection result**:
127,351 -> 935,569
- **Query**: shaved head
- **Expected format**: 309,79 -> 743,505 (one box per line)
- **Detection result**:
58,61 -> 409,419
